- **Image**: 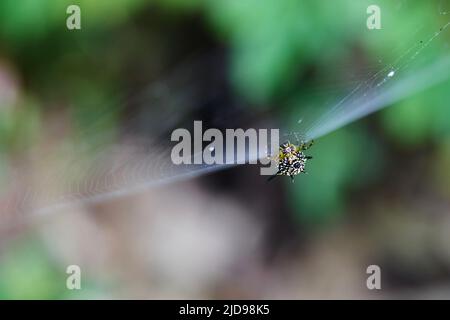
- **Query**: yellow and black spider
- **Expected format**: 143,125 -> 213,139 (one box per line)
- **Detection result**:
268,140 -> 314,182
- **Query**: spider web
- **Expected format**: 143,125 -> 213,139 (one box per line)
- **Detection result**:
2,12 -> 450,223
298,21 -> 450,141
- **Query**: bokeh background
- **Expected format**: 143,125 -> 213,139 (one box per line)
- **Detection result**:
1,0 -> 450,299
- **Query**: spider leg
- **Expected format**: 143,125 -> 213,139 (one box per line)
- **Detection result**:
267,170 -> 281,182
305,156 -> 313,159
290,175 -> 295,183
300,140 -> 314,150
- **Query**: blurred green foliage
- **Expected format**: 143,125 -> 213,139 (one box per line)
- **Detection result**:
287,123 -> 385,224
0,100 -> 41,153
204,0 -> 363,104
0,237 -> 107,299
0,238 -> 64,299
382,81 -> 450,146
0,0 -> 146,43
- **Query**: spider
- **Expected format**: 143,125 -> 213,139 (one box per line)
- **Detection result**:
268,140 -> 314,182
